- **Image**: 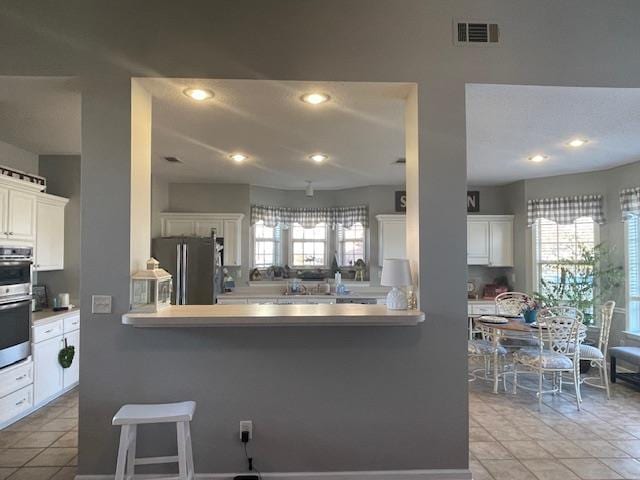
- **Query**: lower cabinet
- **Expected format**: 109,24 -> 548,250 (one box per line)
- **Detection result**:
33,313 -> 80,407
33,336 -> 64,404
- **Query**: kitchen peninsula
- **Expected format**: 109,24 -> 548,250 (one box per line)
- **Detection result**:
122,303 -> 425,327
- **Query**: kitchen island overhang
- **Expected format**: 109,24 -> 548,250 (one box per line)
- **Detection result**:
122,303 -> 425,327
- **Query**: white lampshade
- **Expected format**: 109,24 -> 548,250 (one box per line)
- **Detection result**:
380,258 -> 412,287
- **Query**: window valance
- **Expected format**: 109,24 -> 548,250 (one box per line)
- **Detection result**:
527,194 -> 605,227
621,187 -> 640,220
250,204 -> 369,229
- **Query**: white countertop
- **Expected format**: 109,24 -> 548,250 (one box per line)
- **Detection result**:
122,304 -> 424,327
218,292 -> 385,299
32,307 -> 79,326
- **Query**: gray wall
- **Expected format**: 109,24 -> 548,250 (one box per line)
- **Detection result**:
467,185 -> 510,215
37,155 -> 81,305
3,0 -> 640,476
150,176 -> 169,239
0,139 -> 38,174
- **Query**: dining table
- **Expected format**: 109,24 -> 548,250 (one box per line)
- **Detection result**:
473,315 -> 587,394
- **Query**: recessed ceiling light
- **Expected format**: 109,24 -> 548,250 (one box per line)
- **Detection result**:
301,92 -> 330,105
529,154 -> 548,163
568,138 -> 588,148
309,153 -> 327,163
229,153 -> 247,163
183,88 -> 214,101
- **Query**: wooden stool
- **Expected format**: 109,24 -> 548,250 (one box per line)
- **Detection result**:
112,401 -> 196,480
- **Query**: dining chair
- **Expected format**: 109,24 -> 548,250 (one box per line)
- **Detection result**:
512,313 -> 583,411
468,323 -> 507,389
495,292 -> 537,348
580,301 -> 616,399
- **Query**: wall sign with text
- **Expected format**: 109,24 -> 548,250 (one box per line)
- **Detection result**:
395,190 -> 480,213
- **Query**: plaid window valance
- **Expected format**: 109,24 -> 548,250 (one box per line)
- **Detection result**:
251,204 -> 368,229
527,194 -> 605,227
621,187 -> 640,220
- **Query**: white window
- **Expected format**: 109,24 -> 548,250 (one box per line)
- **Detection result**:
290,223 -> 328,267
627,215 -> 640,332
337,223 -> 366,266
253,221 -> 281,268
533,217 -> 598,320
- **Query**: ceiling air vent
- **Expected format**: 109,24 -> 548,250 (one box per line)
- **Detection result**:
164,156 -> 182,163
454,20 -> 499,46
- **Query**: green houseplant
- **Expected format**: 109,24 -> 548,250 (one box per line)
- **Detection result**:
534,243 -> 623,326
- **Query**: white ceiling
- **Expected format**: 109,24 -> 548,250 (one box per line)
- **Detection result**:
143,79 -> 409,189
0,77 -> 81,155
467,84 -> 640,185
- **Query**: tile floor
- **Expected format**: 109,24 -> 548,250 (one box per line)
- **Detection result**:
0,389 -> 77,480
470,361 -> 640,480
4,375 -> 640,480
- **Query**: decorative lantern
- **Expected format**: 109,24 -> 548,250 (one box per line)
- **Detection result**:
131,258 -> 173,312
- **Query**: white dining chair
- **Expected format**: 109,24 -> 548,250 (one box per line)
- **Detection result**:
512,313 -> 583,411
580,301 -> 616,399
468,323 -> 507,391
495,292 -> 537,348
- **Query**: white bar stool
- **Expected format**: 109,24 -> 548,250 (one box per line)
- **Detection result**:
112,401 -> 196,480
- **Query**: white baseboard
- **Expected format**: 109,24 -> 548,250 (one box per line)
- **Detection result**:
76,469 -> 472,480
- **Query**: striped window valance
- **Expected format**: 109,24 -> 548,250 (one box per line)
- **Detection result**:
251,204 -> 369,229
527,194 -> 605,227
621,187 -> 640,220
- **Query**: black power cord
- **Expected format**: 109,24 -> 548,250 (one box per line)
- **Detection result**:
235,431 -> 262,480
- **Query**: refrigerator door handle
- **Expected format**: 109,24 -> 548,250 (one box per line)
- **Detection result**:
175,243 -> 182,305
182,243 -> 188,304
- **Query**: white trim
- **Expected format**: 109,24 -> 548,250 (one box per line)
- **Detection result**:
76,470 -> 471,480
288,222 -> 330,268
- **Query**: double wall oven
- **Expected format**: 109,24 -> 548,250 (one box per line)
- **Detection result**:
0,246 -> 32,369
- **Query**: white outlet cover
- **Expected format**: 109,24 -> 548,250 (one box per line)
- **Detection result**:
92,295 -> 112,314
239,420 -> 253,440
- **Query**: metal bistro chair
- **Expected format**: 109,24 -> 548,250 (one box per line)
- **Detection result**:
495,292 -> 537,348
468,323 -> 507,389
581,301 -> 616,399
512,313 -> 583,411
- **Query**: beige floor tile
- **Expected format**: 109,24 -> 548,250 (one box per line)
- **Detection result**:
5,467 -> 62,480
486,426 -> 532,441
0,468 -> 16,480
470,441 -> 514,460
469,459 -> 494,480
53,410 -> 76,421
502,441 -> 553,460
521,459 -> 581,480
37,420 -> 76,434
559,458 -> 622,479
25,449 -> 77,468
64,457 -> 75,467
481,459 -> 536,479
611,440 -> 640,458
0,433 -> 29,449
49,467 -> 75,480
579,440 -> 631,458
601,458 -> 640,479
537,440 -> 591,458
470,427 -> 496,442
12,433 -> 64,449
0,450 -> 43,468
588,425 -> 637,441
48,434 -> 75,450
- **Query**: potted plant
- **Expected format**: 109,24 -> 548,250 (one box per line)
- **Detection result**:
521,298 -> 540,324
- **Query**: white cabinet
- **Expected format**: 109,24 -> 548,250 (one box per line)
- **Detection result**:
33,334 -> 64,405
376,214 -> 406,266
7,190 -> 36,241
62,329 -> 80,388
467,215 -> 513,267
35,195 -> 68,271
223,218 -> 242,266
32,312 -> 80,407
467,220 -> 490,265
160,213 -> 244,266
0,186 -> 8,237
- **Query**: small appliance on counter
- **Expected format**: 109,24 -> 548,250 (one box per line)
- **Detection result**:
53,292 -> 71,311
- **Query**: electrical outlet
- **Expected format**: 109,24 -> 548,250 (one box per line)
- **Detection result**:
92,295 -> 112,314
239,420 -> 253,440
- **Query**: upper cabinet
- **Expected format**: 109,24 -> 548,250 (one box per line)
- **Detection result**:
160,213 -> 244,266
376,214 -> 406,266
0,181 -> 37,242
467,215 -> 513,267
35,195 -> 69,271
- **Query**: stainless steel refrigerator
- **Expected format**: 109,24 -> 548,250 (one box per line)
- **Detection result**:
152,236 -> 222,305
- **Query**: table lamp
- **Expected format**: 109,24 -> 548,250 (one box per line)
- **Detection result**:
380,258 -> 412,310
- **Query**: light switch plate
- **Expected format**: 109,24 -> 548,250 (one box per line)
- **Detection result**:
92,295 -> 112,314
